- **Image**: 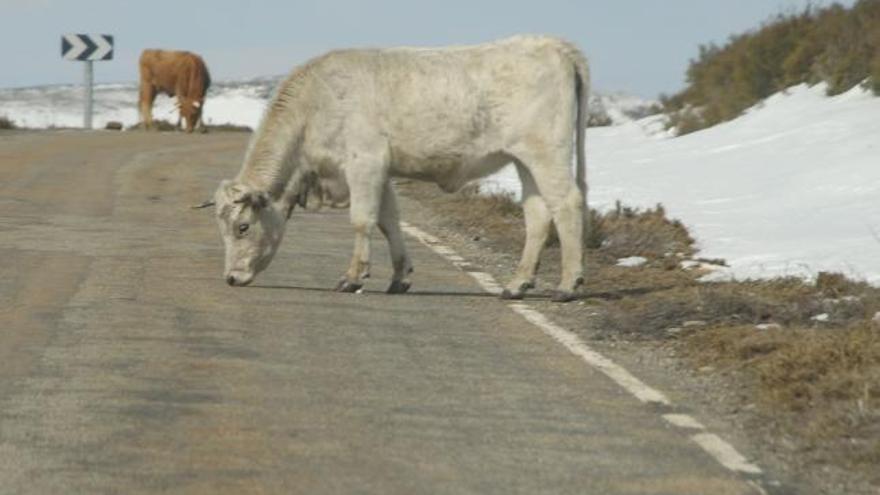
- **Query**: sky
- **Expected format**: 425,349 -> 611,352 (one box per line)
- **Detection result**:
0,0 -> 856,98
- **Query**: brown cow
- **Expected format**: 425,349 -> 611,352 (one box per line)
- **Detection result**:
138,49 -> 211,133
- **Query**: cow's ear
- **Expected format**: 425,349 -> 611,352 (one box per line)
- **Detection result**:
252,191 -> 269,209
233,190 -> 269,210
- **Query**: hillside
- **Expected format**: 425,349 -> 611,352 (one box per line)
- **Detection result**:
664,0 -> 880,134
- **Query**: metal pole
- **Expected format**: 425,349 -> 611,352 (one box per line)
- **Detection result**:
84,60 -> 93,129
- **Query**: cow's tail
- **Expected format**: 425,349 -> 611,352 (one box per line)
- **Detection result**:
566,44 -> 589,200
558,40 -> 590,243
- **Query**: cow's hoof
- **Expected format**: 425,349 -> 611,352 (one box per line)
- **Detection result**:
335,279 -> 363,293
500,289 -> 524,300
501,281 -> 532,300
386,280 -> 411,294
551,290 -> 577,303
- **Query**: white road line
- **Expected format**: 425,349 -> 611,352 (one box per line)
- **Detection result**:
691,433 -> 763,474
662,413 -> 706,430
508,302 -> 670,406
401,221 -> 766,480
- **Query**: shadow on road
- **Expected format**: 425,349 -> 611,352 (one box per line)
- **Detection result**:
250,284 -> 496,299
249,284 -> 681,301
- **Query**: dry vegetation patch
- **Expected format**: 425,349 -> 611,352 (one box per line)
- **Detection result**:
125,120 -> 252,133
0,116 -> 17,130
683,323 -> 880,479
127,119 -> 179,132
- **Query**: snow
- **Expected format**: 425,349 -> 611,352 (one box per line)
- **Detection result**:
483,82 -> 880,283
2,80 -> 878,283
0,80 -> 271,130
616,256 -> 647,268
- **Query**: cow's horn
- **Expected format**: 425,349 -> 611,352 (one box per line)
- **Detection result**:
191,200 -> 215,209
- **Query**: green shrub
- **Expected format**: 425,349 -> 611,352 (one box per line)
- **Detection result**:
0,116 -> 16,129
665,0 -> 880,133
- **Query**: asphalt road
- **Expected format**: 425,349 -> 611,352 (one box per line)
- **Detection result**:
0,131 -> 767,494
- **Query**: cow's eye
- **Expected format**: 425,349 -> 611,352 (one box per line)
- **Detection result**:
238,223 -> 250,234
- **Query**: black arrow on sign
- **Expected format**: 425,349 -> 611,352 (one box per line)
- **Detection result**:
61,36 -> 72,57
99,35 -> 113,60
79,34 -> 98,60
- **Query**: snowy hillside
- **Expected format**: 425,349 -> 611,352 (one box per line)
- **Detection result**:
0,79 -> 273,130
485,83 -> 880,283
0,79 -> 650,130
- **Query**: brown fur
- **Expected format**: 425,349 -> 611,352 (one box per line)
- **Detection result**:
138,49 -> 211,133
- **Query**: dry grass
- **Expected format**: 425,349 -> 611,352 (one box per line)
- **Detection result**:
127,119 -> 179,132
203,123 -> 252,133
0,116 -> 16,130
683,323 -> 880,477
125,120 -> 252,133
589,201 -> 696,258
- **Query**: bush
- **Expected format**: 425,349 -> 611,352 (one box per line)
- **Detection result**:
127,119 -> 178,131
665,0 -> 880,133
0,116 -> 16,129
589,201 -> 695,259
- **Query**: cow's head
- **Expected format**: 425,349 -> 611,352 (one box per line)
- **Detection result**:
178,98 -> 204,133
210,180 -> 288,287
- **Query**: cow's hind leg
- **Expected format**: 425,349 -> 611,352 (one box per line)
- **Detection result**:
502,163 -> 552,300
516,149 -> 585,302
336,151 -> 388,293
377,181 -> 413,294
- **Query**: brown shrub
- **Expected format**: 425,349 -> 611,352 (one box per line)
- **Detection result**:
204,123 -> 253,133
0,115 -> 16,129
591,201 -> 696,259
682,322 -> 880,475
127,119 -> 178,132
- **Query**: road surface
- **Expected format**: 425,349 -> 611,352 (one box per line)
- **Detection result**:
0,132 -> 777,494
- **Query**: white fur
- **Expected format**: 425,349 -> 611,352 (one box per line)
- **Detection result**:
213,35 -> 589,299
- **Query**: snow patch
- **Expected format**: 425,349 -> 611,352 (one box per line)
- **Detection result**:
616,256 -> 647,268
482,82 -> 880,284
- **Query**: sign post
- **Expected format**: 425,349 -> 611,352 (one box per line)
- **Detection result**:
61,34 -> 113,129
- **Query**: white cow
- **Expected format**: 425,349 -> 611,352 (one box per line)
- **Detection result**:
200,35 -> 589,301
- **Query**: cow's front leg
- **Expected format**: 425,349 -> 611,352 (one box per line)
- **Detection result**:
377,181 -> 413,294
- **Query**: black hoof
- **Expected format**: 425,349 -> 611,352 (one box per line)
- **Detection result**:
386,280 -> 411,294
335,279 -> 363,293
551,290 -> 577,303
500,289 -> 525,300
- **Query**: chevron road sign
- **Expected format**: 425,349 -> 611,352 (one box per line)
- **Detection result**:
61,34 -> 114,129
61,34 -> 113,61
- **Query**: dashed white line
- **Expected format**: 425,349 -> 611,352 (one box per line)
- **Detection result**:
508,302 -> 670,406
401,221 -> 766,481
692,433 -> 763,474
662,413 -> 706,430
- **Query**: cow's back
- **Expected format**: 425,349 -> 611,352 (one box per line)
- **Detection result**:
139,49 -> 210,97
307,36 -> 580,166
